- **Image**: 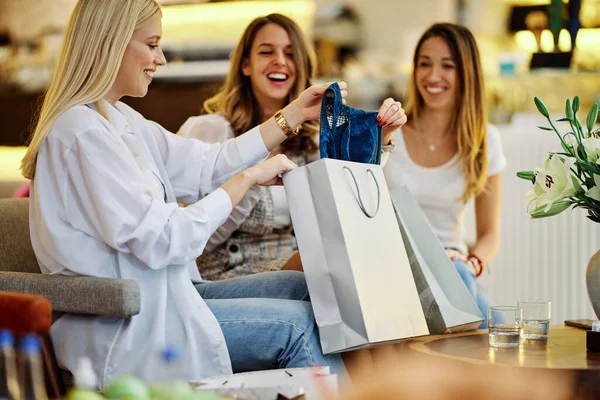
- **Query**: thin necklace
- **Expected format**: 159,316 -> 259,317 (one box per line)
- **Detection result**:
415,126 -> 452,152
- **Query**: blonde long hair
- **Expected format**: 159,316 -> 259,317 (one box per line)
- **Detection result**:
406,23 -> 488,202
20,0 -> 161,180
204,13 -> 318,154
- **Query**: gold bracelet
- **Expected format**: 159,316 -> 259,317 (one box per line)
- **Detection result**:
274,110 -> 297,138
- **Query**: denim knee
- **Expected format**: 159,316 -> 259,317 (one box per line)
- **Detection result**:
271,271 -> 310,301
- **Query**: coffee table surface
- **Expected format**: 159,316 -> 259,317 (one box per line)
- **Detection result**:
404,325 -> 600,370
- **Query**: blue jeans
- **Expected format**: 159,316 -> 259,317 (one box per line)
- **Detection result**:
194,271 -> 347,376
453,260 -> 493,329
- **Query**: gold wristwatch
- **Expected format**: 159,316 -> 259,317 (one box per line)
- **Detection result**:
274,110 -> 297,138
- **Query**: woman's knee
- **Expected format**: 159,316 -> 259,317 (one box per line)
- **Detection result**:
272,270 -> 309,301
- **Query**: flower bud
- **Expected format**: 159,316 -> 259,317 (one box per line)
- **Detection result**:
587,103 -> 599,133
534,97 -> 549,118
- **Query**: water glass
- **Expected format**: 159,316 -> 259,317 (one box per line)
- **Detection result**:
518,300 -> 551,340
488,306 -> 522,348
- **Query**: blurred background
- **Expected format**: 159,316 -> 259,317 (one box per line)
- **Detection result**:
0,0 -> 599,324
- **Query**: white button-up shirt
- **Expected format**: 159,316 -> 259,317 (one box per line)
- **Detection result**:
29,101 -> 268,387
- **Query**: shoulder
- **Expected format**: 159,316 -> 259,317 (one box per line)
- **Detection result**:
486,123 -> 501,145
49,105 -> 111,147
177,114 -> 233,143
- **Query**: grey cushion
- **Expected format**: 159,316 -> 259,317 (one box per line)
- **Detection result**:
0,198 -> 39,273
0,272 -> 140,317
0,198 -> 140,317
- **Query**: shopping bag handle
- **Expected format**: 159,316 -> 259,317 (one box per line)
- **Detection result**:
343,166 -> 380,218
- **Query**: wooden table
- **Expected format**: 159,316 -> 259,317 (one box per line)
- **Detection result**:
403,325 -> 600,370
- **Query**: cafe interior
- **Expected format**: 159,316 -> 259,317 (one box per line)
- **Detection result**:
0,0 -> 600,398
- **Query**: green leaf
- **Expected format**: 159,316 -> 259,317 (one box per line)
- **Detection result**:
566,98 -> 574,120
516,170 -> 535,181
573,96 -> 580,114
589,210 -> 600,224
576,144 -> 588,161
534,97 -> 550,118
587,103 -> 599,133
587,214 -> 600,223
556,117 -> 571,122
537,126 -> 554,131
578,162 -> 600,175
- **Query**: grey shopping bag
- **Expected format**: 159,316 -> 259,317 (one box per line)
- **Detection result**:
283,159 -> 429,354
390,186 -> 483,334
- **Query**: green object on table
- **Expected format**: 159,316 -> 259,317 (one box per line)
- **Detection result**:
151,381 -> 222,400
103,376 -> 151,400
67,389 -> 106,400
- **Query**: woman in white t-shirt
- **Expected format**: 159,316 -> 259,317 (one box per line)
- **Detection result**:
384,23 -> 506,328
179,13 -> 405,280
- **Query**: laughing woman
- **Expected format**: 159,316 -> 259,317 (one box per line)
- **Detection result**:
179,13 -> 406,280
21,0 -> 349,387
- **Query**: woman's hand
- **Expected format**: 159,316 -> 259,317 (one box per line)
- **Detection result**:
260,82 -> 347,151
221,154 -> 297,207
377,98 -> 407,145
445,249 -> 479,276
247,154 -> 298,186
296,81 -> 348,122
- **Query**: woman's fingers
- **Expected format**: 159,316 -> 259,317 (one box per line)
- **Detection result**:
385,113 -> 407,127
256,154 -> 297,186
377,98 -> 406,127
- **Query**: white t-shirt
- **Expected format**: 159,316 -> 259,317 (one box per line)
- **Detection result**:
383,124 -> 507,254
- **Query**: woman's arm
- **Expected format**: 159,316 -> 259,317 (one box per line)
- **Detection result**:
259,82 -> 347,150
470,172 -> 503,270
147,83 -> 347,203
178,115 -> 281,249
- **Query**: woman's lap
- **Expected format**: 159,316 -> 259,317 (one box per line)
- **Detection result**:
195,270 -> 309,301
194,271 -> 345,375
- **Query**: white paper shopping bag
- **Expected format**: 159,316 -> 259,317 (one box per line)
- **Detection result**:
390,186 -> 483,333
283,158 -> 428,354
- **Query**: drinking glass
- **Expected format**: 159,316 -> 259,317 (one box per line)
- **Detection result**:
488,306 -> 522,348
518,300 -> 551,340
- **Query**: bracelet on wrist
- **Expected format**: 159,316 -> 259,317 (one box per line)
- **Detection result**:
467,253 -> 484,277
274,110 -> 298,138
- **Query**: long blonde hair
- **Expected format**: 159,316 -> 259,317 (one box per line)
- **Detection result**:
406,23 -> 488,202
20,0 -> 161,180
204,13 -> 318,155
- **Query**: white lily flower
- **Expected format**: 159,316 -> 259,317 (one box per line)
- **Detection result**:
526,155 -> 582,213
565,136 -> 600,163
586,174 -> 600,202
583,137 -> 600,164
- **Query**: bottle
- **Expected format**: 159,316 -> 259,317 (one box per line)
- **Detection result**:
66,357 -> 104,400
0,329 -> 20,400
73,358 -> 97,390
17,334 -> 48,400
150,346 -> 189,400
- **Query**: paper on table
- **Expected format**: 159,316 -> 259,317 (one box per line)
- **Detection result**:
189,367 -> 337,400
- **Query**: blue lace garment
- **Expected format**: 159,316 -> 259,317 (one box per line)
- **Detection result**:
319,82 -> 382,164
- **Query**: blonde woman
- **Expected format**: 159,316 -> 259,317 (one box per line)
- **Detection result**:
21,0 -> 349,387
179,13 -> 405,279
383,23 -> 507,328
